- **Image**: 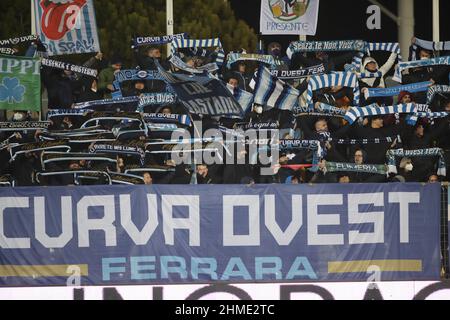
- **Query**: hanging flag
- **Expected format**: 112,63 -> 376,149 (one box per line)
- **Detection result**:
32,0 -> 100,56
0,55 -> 41,112
260,0 -> 320,35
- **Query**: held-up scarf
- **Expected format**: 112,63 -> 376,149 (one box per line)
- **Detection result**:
306,72 -> 360,107
344,103 -> 417,124
171,38 -> 225,67
10,141 -> 71,161
270,64 -> 325,80
427,85 -> 450,104
89,142 -> 146,165
411,37 -> 450,60
386,148 -> 446,176
72,96 -> 140,110
325,161 -> 386,175
169,54 -> 218,74
143,113 -> 191,126
47,109 -> 91,119
137,93 -> 177,110
286,40 -> 367,59
364,81 -> 432,99
356,71 -> 383,79
226,84 -> 254,114
0,121 -> 51,131
368,42 -> 403,60
393,56 -> 450,82
293,103 -> 347,117
41,58 -> 98,77
0,34 -> 39,47
325,135 -> 401,145
0,48 -> 16,55
132,33 -> 187,48
226,53 -> 282,69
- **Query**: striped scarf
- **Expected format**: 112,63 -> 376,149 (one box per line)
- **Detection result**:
286,40 -> 367,59
393,56 -> 450,82
356,71 -> 383,79
252,66 -> 300,111
411,37 -> 450,60
427,85 -> 450,104
226,53 -> 281,69
306,72 -> 360,107
226,84 -> 254,114
169,54 -> 218,74
270,64 -> 325,80
325,161 -> 386,175
364,81 -> 432,99
171,38 -> 225,67
368,42 -> 402,60
386,148 -> 446,177
345,52 -> 365,72
344,103 -> 417,124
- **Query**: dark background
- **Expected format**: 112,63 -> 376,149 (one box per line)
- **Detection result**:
229,0 -> 450,51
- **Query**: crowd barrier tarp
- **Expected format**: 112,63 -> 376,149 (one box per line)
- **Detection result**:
0,183 -> 440,287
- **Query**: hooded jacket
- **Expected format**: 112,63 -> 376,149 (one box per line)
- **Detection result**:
359,52 -> 397,88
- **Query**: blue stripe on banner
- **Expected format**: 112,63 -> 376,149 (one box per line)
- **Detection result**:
36,2 -> 46,44
75,26 -> 83,44
83,5 -> 92,40
262,71 -> 276,104
276,85 -> 290,109
66,30 -> 73,43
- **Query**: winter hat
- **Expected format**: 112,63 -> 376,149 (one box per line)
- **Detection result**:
398,91 -> 413,102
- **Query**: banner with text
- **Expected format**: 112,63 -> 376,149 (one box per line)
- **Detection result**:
0,183 -> 440,287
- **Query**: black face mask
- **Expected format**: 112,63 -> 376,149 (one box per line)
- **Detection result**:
271,48 -> 281,56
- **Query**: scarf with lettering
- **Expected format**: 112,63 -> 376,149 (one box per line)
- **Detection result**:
386,148 -> 446,176
270,64 -> 325,80
427,85 -> 450,104
41,58 -> 98,77
393,56 -> 450,82
10,141 -> 71,161
47,109 -> 92,119
226,53 -> 283,69
132,33 -> 187,48
364,81 -> 432,99
0,121 -> 51,131
0,48 -> 16,55
89,142 -> 146,165
143,113 -> 191,126
325,135 -> 401,145
72,96 -> 140,112
325,161 -> 386,175
138,93 -> 177,110
0,34 -> 39,47
286,40 -> 367,59
293,103 -> 347,117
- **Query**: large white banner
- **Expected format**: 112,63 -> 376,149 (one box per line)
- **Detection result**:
260,0 -> 320,35
32,0 -> 101,56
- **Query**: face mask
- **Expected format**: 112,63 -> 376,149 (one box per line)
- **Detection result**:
405,163 -> 413,171
13,113 -> 23,121
420,57 -> 429,60
255,106 -> 263,114
271,48 -> 280,56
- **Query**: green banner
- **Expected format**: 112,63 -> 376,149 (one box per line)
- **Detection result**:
0,55 -> 41,112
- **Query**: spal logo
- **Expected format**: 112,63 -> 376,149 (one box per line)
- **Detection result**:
269,0 -> 310,21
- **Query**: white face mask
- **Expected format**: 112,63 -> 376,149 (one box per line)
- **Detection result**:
420,57 -> 429,60
255,106 -> 263,114
405,163 -> 413,171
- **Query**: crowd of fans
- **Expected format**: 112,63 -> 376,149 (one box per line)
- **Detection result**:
1,36 -> 449,186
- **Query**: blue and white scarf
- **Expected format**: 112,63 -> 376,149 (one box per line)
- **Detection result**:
427,85 -> 450,104
386,148 -> 446,177
137,93 -> 177,111
41,58 -> 98,77
132,33 -> 187,48
368,42 -> 402,60
270,64 -> 325,80
326,135 -> 401,145
226,84 -> 254,114
47,109 -> 91,119
356,71 -> 383,79
169,54 -> 218,74
364,81 -> 432,99
393,56 -> 450,82
171,38 -> 225,67
286,40 -> 367,59
72,96 -> 140,110
226,53 -> 281,69
344,103 -> 417,124
143,113 -> 191,126
410,37 -> 450,60
306,72 -> 360,107
251,66 -> 300,111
